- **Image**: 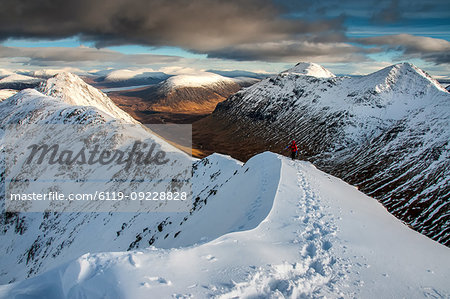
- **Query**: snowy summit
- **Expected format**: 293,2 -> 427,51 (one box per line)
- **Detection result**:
281,62 -> 335,78
38,72 -> 136,123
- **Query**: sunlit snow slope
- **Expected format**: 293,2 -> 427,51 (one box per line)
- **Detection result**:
0,153 -> 449,298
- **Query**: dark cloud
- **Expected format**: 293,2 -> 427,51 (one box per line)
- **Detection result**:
358,34 -> 450,64
0,0 -> 345,52
0,0 -> 448,65
206,40 -> 373,63
0,46 -> 182,66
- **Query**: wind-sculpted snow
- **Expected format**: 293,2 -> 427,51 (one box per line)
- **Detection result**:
212,62 -> 450,245
1,153 -> 449,298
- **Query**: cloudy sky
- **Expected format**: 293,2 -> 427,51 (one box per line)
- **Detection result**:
0,0 -> 449,77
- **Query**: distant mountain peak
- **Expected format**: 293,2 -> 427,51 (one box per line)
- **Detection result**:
0,73 -> 41,84
0,72 -> 42,89
41,71 -> 87,91
281,62 -> 335,78
368,62 -> 446,93
385,62 -> 428,79
38,72 -> 136,123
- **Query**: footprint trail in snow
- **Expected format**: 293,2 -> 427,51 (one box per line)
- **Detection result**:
217,159 -> 351,298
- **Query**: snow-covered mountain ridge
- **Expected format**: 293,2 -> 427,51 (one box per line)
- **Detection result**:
0,74 -> 192,283
0,78 -> 282,284
38,72 -> 137,123
0,72 -> 449,298
206,62 -> 450,245
1,152 -> 449,298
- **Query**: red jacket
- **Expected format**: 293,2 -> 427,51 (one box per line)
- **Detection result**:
288,142 -> 298,152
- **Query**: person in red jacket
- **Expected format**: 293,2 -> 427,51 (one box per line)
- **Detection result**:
286,140 -> 298,160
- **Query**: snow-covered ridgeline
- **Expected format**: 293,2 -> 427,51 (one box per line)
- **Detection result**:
0,153 -> 449,298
